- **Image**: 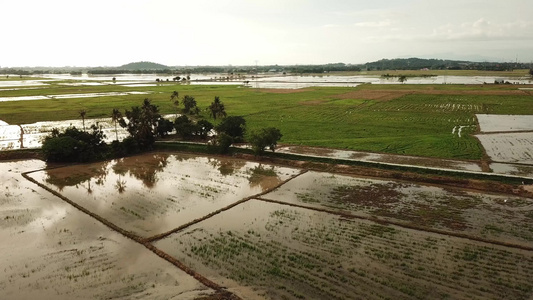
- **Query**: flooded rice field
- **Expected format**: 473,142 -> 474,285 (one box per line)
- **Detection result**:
0,91 -> 151,102
17,73 -> 533,90
27,153 -> 300,238
4,152 -> 533,299
475,114 -> 533,165
263,171 -> 533,247
477,114 -> 533,132
155,199 -> 533,300
0,159 -> 216,300
477,132 -> 533,165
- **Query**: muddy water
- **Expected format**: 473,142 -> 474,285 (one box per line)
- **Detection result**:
155,199 -> 533,300
0,160 -> 215,299
263,171 -> 533,246
28,152 -> 301,238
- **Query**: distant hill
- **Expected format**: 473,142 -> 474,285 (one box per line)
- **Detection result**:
364,58 -> 468,71
118,61 -> 169,70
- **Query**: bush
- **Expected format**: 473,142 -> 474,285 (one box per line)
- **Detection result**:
42,125 -> 108,162
174,115 -> 196,139
157,118 -> 174,137
216,116 -> 246,142
195,119 -> 214,139
208,133 -> 233,154
248,127 -> 283,155
42,136 -> 80,162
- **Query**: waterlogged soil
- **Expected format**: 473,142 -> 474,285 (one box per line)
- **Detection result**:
476,132 -> 533,165
28,152 -> 300,238
263,171 -> 533,247
477,114 -> 533,132
155,200 -> 533,300
0,160 -> 215,299
277,145 -> 483,172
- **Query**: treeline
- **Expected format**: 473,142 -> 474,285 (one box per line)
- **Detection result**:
87,68 -> 175,75
364,58 -> 532,71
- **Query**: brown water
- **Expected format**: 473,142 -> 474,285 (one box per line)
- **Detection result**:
155,199 -> 533,300
28,152 -> 301,238
263,171 -> 533,246
0,159 -> 215,299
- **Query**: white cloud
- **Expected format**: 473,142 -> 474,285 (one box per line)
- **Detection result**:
354,20 -> 392,28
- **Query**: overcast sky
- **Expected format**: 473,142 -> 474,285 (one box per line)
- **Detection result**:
1,0 -> 532,67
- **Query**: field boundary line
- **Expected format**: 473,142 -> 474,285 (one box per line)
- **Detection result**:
143,170 -> 309,243
21,167 -> 244,299
21,169 -> 144,243
255,196 -> 533,252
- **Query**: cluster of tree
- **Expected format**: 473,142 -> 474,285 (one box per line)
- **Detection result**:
285,63 -> 362,73
42,99 -> 172,162
42,93 -> 283,162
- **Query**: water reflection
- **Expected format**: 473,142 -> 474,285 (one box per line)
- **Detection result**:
248,165 -> 282,191
207,157 -> 246,176
33,153 -> 301,238
112,153 -> 169,188
45,161 -> 109,192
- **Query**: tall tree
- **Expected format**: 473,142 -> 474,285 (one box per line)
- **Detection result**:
208,96 -> 227,120
170,91 -> 179,116
119,99 -> 161,150
182,95 -> 199,115
111,108 -> 122,141
79,109 -> 87,131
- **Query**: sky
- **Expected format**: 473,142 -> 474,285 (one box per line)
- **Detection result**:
1,0 -> 532,67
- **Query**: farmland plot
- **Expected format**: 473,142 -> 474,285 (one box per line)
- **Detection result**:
0,160 -> 215,300
155,200 -> 533,300
477,114 -> 533,132
475,114 -> 533,165
263,171 -> 533,247
27,152 -> 301,238
476,132 -> 533,165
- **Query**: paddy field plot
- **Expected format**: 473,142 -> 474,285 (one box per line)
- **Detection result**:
477,114 -> 533,133
263,171 -> 533,247
27,152 -> 301,238
155,199 -> 533,300
6,151 -> 533,300
475,114 -> 533,165
0,160 -> 215,300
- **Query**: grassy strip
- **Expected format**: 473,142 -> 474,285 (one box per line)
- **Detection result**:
155,142 -> 533,186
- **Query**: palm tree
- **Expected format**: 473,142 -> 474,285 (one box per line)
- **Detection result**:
111,108 -> 122,141
170,91 -> 179,116
79,109 -> 87,131
208,96 -> 227,120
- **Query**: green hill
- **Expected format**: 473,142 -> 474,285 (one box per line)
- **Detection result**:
119,61 -> 169,70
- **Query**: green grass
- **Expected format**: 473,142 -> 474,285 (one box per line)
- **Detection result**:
1,82 -> 532,160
